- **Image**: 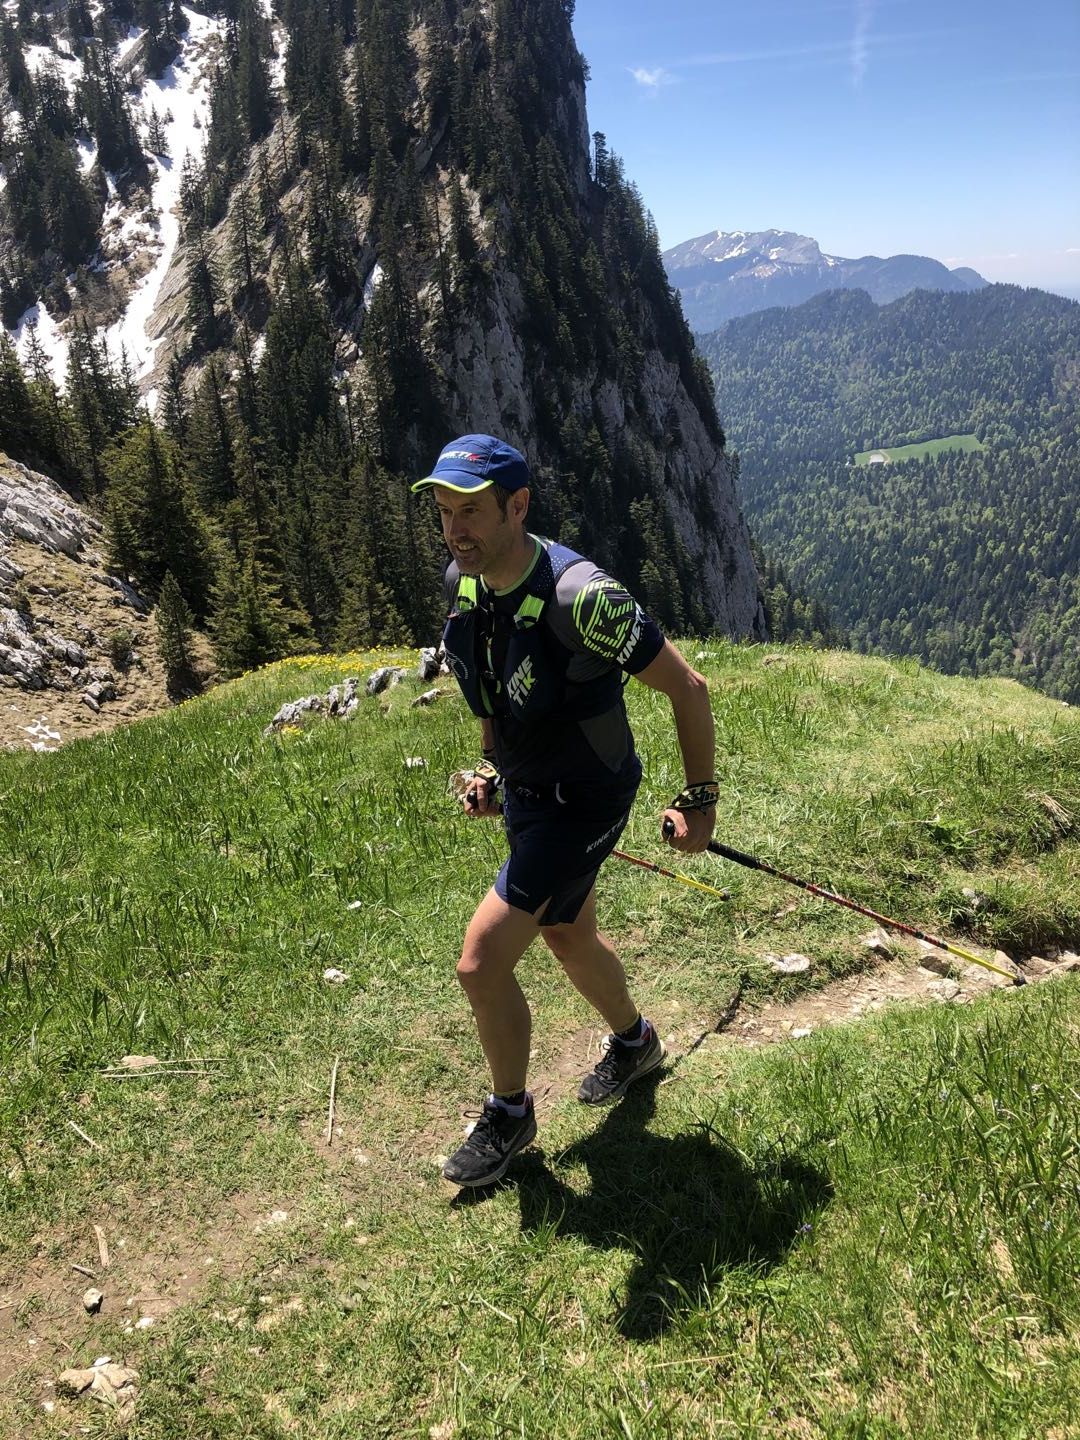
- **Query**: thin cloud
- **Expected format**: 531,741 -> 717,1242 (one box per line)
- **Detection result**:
628,66 -> 675,93
679,29 -> 957,71
852,0 -> 877,87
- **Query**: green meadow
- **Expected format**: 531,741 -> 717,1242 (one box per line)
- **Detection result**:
855,434 -> 985,465
2,644 -> 1079,1437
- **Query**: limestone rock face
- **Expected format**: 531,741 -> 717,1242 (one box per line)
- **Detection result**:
139,46 -> 763,639
0,454 -> 197,751
0,458 -> 101,558
431,70 -> 762,636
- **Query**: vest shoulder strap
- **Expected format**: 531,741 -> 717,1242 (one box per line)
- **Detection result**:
513,541 -> 590,630
457,575 -> 480,612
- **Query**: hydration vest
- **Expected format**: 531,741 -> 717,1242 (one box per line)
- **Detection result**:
442,540 -> 626,723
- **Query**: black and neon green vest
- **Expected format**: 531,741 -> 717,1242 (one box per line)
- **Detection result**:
443,541 -> 625,723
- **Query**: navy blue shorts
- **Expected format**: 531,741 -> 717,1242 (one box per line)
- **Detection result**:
494,777 -> 640,926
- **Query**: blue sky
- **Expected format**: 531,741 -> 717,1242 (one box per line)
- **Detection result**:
573,0 -> 1080,295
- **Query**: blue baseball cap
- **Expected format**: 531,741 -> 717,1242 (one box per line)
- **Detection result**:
411,434 -> 531,494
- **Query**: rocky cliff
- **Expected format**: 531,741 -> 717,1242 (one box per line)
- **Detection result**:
0,455 -> 209,751
139,2 -> 764,640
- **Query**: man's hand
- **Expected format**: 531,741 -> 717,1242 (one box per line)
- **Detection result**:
662,805 -> 715,854
464,761 -> 502,819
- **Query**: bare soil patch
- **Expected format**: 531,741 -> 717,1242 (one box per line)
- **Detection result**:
0,1190 -> 278,1415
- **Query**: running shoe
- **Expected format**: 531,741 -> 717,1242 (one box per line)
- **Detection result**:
442,1096 -> 537,1187
577,1023 -> 666,1104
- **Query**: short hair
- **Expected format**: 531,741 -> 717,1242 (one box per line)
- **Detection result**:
491,483 -> 512,516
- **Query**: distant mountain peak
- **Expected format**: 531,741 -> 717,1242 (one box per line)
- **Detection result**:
663,228 -> 987,331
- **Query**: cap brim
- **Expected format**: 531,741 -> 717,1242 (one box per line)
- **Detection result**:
410,473 -> 495,494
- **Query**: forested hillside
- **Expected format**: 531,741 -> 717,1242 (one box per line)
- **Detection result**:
699,286 -> 1080,701
2,0 -> 761,683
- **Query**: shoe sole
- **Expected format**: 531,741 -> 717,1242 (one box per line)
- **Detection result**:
577,1039 -> 667,1105
442,1113 -> 538,1188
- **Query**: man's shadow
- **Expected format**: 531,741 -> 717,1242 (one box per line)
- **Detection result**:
487,1073 -> 831,1340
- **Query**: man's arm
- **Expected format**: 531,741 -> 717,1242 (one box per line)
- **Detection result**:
633,639 -> 716,854
464,718 -> 501,817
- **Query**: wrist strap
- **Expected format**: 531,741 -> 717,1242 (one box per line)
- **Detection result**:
474,759 -> 500,785
671,781 -> 718,813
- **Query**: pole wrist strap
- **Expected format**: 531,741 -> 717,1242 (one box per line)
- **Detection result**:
670,781 -> 719,812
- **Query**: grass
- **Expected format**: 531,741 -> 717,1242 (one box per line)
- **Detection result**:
854,434 -> 985,465
1,642 -> 1079,1436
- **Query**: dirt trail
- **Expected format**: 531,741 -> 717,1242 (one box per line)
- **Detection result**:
528,940 -> 1078,1113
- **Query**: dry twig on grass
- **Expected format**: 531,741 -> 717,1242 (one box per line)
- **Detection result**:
326,1056 -> 341,1146
66,1120 -> 103,1152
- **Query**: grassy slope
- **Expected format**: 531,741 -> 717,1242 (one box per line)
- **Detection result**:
854,434 -> 985,465
2,644 -> 1079,1437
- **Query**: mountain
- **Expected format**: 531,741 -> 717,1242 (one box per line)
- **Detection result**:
1,0 -> 763,694
697,284 -> 1080,701
663,228 -> 987,330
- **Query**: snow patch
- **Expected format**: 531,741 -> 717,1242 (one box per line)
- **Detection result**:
12,303 -> 67,387
77,136 -> 98,174
364,263 -> 384,306
117,25 -> 146,63
102,6 -> 226,380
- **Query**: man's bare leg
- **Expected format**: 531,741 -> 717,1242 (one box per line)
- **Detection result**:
544,887 -> 665,1103
542,888 -> 639,1033
456,887 -> 544,1094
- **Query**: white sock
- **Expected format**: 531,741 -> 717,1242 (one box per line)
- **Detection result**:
489,1091 -> 529,1118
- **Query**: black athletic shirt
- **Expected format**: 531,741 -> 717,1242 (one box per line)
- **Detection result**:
445,536 -> 665,786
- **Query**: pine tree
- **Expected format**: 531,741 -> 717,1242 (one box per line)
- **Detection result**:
146,105 -> 169,156
226,184 -> 264,302
184,232 -> 223,354
159,354 -> 188,444
155,569 -> 198,697
185,360 -> 235,508
103,422 -> 212,612
236,0 -> 272,140
0,332 -> 36,460
209,546 -> 303,675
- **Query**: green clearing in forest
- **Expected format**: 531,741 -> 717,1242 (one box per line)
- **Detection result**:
855,432 -> 985,465
2,644 -> 1078,1438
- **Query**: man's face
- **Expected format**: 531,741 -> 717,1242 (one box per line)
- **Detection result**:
433,484 -> 524,576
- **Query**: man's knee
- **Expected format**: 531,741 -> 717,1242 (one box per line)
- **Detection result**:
456,937 -> 517,994
543,920 -> 595,967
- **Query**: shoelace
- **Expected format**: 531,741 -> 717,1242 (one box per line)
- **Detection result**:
593,1035 -> 624,1079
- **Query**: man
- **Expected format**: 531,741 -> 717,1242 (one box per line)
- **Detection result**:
413,434 -> 717,1188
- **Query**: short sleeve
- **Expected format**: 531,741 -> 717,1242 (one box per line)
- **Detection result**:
550,564 -> 665,674
443,560 -> 461,609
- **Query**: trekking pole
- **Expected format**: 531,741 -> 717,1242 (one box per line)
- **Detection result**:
661,821 -> 1025,986
611,846 -> 731,902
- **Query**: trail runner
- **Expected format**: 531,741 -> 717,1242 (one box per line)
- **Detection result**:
413,434 -> 717,1187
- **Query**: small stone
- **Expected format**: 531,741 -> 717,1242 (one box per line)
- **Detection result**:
767,953 -> 811,974
82,1288 -> 104,1313
365,666 -> 405,696
1055,955 -> 1080,973
927,978 -> 961,1001
917,946 -> 957,978
1022,956 -> 1055,976
411,688 -> 441,708
404,757 -> 425,769
862,927 -> 894,957
791,1027 -> 812,1039
322,967 -> 349,984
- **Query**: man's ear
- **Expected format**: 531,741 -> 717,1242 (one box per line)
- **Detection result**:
512,488 -> 530,524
